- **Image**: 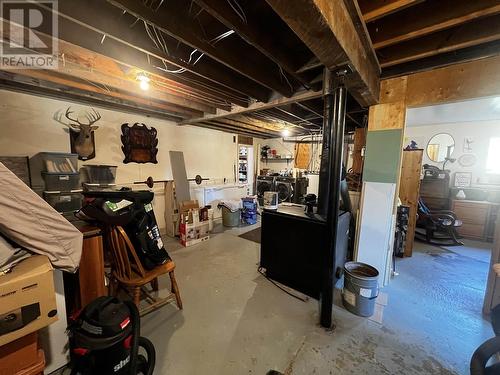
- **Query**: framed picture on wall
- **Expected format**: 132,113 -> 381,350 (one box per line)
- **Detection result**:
454,172 -> 472,188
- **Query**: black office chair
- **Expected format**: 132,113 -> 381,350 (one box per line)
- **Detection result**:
471,304 -> 500,374
415,198 -> 464,246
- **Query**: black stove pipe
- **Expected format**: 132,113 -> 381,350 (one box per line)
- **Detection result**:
317,71 -> 334,217
319,73 -> 348,328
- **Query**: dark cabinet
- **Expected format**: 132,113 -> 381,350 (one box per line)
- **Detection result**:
420,175 -> 450,210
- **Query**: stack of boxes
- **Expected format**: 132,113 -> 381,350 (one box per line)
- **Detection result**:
29,152 -> 82,213
179,200 -> 210,247
0,256 -> 58,374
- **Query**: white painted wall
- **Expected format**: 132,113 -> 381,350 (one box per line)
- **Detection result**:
0,89 -> 239,230
404,120 -> 500,186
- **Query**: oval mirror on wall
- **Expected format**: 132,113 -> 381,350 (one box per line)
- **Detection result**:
426,133 -> 455,162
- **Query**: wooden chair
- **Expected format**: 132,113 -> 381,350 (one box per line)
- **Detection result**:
106,226 -> 182,316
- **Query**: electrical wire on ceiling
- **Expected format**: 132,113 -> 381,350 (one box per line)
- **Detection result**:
146,25 -> 235,75
258,109 -> 319,133
153,79 -> 233,107
226,0 -> 247,24
154,70 -> 249,104
142,0 -> 165,11
250,111 -> 318,136
278,65 -> 294,94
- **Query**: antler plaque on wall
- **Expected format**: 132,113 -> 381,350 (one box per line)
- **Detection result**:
121,123 -> 158,164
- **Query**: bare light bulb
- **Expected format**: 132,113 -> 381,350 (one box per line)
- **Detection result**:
137,74 -> 150,91
282,129 -> 290,137
139,79 -> 150,91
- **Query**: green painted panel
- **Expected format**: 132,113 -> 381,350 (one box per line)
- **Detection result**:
363,129 -> 403,183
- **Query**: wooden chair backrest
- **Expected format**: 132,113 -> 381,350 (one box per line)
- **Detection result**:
107,226 -> 146,280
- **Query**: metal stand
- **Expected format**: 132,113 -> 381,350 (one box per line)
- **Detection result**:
318,69 -> 348,328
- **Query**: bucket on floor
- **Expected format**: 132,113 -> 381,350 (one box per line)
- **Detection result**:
342,261 -> 379,317
222,206 -> 240,227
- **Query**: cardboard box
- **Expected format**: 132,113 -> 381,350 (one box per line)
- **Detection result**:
0,256 -> 58,347
15,349 -> 45,375
180,221 -> 210,247
179,200 -> 200,224
0,332 -> 38,374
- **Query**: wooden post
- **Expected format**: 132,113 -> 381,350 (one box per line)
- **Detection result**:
398,149 -> 423,257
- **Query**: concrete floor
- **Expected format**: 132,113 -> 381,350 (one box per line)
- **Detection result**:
139,226 -> 494,374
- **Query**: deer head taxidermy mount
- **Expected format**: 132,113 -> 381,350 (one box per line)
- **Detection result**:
53,107 -> 101,160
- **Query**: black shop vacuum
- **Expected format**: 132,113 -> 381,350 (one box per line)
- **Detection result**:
68,296 -> 155,375
78,189 -> 170,270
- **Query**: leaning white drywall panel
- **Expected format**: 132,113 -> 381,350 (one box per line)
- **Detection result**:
355,181 -> 396,287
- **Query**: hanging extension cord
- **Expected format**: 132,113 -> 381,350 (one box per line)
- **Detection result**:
257,266 -> 309,303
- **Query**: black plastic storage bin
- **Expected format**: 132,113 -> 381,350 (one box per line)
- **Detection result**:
42,172 -> 80,191
43,191 -> 82,212
82,165 -> 117,184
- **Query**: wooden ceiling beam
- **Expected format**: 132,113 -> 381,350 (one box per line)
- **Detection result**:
266,0 -> 380,107
379,14 -> 500,67
192,0 -> 311,87
229,116 -> 284,131
58,20 -> 250,109
55,0 -> 271,103
382,39 -> 500,78
214,119 -> 282,136
11,69 -> 195,118
0,70 -> 185,122
2,19 -> 223,115
296,57 -> 323,74
369,0 -> 500,49
198,121 -> 276,138
181,90 -> 322,125
272,107 -> 321,127
107,0 -> 296,97
29,2 -> 251,109
358,0 -> 425,23
296,101 -> 323,118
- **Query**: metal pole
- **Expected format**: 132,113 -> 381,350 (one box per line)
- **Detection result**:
319,72 -> 348,328
317,69 -> 334,216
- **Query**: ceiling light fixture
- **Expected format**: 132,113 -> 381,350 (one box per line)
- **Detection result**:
137,73 -> 150,91
282,129 -> 290,137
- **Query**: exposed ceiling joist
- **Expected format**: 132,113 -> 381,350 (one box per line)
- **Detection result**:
295,57 -> 323,74
369,0 -> 500,49
379,13 -> 500,67
197,121 -> 275,138
181,90 -> 322,125
266,0 -> 380,106
30,2 -> 251,110
192,0 -> 312,87
382,39 -> 500,78
0,70 -> 184,122
107,0 -> 296,97
56,23 -> 249,109
55,0 -> 271,104
2,20 -> 224,116
229,116 -> 284,131
213,118 -> 282,136
296,101 -> 323,118
11,67 -> 203,119
358,0 -> 425,22
273,107 -> 320,128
